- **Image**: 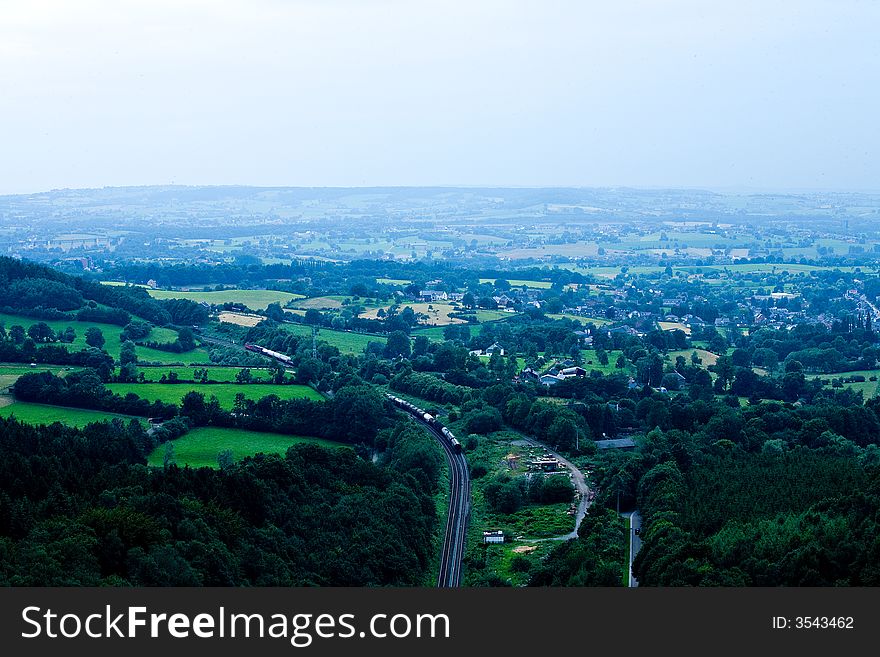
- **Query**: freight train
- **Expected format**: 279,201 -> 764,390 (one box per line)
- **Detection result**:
244,343 -> 293,365
387,395 -> 462,453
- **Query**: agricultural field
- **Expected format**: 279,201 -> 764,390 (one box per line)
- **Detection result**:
411,323 -> 486,342
361,302 -> 467,326
479,278 -> 552,289
668,348 -> 719,367
147,427 -> 348,469
146,289 -> 304,310
579,349 -> 630,375
218,311 -> 264,327
292,296 -> 347,310
0,400 -> 143,427
100,281 -> 148,288
136,346 -> 213,366
136,366 -> 276,382
106,382 -> 324,407
474,310 -> 515,322
375,278 -> 412,285
281,323 -> 386,354
495,242 -> 601,259
657,321 -> 691,335
807,370 -> 880,398
546,313 -> 612,326
0,364 -> 79,392
0,312 -> 211,364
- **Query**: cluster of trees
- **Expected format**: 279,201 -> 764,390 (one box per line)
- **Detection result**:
0,336 -> 114,376
138,327 -> 197,353
0,416 -> 437,586
631,439 -> 880,585
483,473 -> 574,514
0,277 -> 83,311
77,305 -> 131,326
389,371 -> 472,405
14,370 -> 178,419
160,298 -> 210,325
498,393 -> 592,452
734,323 -> 879,374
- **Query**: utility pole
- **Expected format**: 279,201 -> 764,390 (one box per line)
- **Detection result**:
311,326 -> 317,359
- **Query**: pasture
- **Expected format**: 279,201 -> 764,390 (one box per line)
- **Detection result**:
106,382 -> 323,407
136,366 -> 276,382
0,400 -> 143,427
0,312 -> 211,364
147,427 -> 347,469
281,323 -> 386,354
479,278 -> 552,289
147,289 -> 304,310
658,321 -> 692,335
361,302 -> 467,326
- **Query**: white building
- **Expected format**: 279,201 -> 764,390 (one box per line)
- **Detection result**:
483,530 -> 504,544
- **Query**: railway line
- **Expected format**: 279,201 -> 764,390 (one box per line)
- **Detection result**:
388,395 -> 470,588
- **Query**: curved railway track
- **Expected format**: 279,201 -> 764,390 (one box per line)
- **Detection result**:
390,397 -> 470,587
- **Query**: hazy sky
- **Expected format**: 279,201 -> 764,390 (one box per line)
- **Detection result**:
1,0 -> 878,194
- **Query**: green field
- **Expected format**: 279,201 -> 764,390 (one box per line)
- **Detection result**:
0,364 -> 79,392
0,312 -> 211,364
146,289 -> 304,310
563,262 -> 870,279
147,426 -> 347,468
281,323 -> 386,353
547,313 -> 612,326
0,364 -> 75,376
0,400 -> 142,427
106,382 -> 323,407
807,370 -> 880,397
100,281 -> 148,288
668,349 -> 720,368
579,349 -> 630,375
411,323 -> 486,342
375,278 -> 412,285
479,278 -> 552,289
291,296 -> 347,309
136,366 -> 276,382
474,310 -> 516,322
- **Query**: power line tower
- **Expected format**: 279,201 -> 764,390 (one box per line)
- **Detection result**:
311,326 -> 318,360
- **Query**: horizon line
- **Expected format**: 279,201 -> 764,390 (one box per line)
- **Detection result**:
4,182 -> 880,197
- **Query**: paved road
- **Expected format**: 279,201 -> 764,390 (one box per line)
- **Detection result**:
625,510 -> 642,587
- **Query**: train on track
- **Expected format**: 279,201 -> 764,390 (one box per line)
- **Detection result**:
388,395 -> 462,453
244,343 -> 293,365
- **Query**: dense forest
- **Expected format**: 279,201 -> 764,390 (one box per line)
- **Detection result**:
0,417 -> 437,585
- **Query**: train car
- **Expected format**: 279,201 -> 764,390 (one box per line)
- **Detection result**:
440,426 -> 462,453
245,343 -> 293,365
